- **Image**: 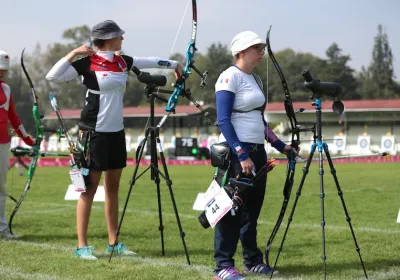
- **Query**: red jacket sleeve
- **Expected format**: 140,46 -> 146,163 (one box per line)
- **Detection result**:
8,95 -> 35,146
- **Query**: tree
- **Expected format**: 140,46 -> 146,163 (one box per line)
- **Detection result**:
197,43 -> 232,105
360,24 -> 399,99
323,43 -> 359,99
258,48 -> 327,102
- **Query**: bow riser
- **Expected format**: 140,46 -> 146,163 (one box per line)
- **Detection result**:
165,0 -> 208,113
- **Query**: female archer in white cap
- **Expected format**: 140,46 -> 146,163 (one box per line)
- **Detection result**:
0,50 -> 35,239
213,31 -> 296,280
46,20 -> 182,260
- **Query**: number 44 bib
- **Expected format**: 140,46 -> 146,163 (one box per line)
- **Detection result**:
204,180 -> 233,228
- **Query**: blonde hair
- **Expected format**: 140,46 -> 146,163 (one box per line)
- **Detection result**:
232,53 -> 240,64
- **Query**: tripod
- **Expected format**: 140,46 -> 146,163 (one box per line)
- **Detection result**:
8,150 -> 30,174
7,148 -> 30,202
270,95 -> 368,279
109,84 -> 190,264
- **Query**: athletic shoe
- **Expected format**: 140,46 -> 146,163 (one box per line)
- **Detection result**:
214,267 -> 245,280
74,246 -> 98,260
106,242 -> 137,256
244,263 -> 279,275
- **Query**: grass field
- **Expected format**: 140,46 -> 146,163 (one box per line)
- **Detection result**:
1,162 -> 400,280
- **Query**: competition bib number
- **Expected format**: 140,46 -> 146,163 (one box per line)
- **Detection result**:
205,185 -> 233,228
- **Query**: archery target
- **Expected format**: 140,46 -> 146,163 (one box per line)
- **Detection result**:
383,139 -> 392,149
360,139 -> 367,148
334,135 -> 346,151
207,135 -> 218,148
381,136 -> 395,152
357,135 -> 371,153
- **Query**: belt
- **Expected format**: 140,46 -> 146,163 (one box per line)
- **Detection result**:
242,143 -> 265,152
251,144 -> 265,151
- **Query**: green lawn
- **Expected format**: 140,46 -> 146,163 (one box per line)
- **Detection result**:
1,162 -> 399,280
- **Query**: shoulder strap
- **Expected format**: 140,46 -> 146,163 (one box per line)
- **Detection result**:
252,73 -> 264,93
114,54 -> 128,73
232,73 -> 265,113
252,73 -> 266,112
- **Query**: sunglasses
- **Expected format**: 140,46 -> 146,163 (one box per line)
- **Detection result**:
251,45 -> 266,52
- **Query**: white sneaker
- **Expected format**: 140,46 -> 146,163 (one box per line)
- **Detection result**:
1,228 -> 20,239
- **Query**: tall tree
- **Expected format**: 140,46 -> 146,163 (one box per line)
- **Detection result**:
323,43 -> 359,99
366,24 -> 398,98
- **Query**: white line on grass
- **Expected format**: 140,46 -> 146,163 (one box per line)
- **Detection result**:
17,202 -> 400,234
5,240 -> 211,275
3,240 -> 399,280
356,266 -> 400,280
0,266 -> 73,280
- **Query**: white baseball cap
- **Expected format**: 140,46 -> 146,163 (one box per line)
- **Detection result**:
230,31 -> 266,57
0,50 -> 10,70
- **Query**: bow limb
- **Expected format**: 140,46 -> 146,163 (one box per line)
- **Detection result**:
266,26 -> 300,150
264,26 -> 299,265
165,0 -> 207,114
8,48 -> 44,234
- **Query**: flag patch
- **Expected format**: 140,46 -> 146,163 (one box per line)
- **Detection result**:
233,143 -> 243,155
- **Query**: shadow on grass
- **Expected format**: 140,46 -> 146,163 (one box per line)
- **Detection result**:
263,259 -> 400,279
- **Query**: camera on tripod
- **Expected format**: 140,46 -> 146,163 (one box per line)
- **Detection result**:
198,176 -> 254,229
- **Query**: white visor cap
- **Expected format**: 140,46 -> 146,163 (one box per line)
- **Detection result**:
230,31 -> 266,57
0,50 -> 10,70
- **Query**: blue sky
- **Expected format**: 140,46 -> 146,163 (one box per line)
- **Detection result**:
2,0 -> 399,80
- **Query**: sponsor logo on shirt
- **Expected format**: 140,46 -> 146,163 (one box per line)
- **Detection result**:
158,60 -> 172,67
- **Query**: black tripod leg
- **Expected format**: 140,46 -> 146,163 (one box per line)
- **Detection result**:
18,157 -> 29,170
151,137 -> 166,257
323,143 -> 368,279
317,145 -> 327,279
109,128 -> 152,262
156,136 -> 191,265
271,144 -> 316,278
8,157 -> 29,173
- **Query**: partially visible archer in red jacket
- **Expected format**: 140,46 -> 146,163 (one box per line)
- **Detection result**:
0,50 -> 35,239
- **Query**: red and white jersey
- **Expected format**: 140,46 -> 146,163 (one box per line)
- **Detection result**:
0,81 -> 34,145
46,51 -> 178,132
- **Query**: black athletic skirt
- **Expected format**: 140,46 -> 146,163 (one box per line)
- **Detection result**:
89,129 -> 127,171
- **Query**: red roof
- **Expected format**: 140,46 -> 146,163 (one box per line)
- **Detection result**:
267,99 -> 400,112
44,99 -> 400,120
